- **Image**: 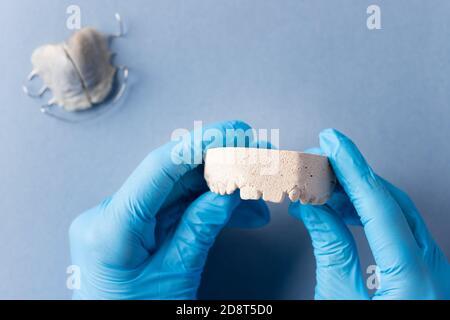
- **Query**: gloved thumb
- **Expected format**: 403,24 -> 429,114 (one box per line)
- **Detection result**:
289,202 -> 368,299
165,192 -> 242,272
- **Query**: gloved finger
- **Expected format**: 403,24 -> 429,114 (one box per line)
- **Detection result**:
164,192 -> 244,272
159,166 -> 208,211
304,147 -> 361,226
289,202 -> 368,300
154,195 -> 270,257
154,200 -> 192,252
227,197 -> 270,228
108,120 -> 253,222
160,177 -> 270,239
304,147 -> 323,155
379,177 -> 442,257
319,129 -> 422,274
327,184 -> 362,226
156,198 -> 270,251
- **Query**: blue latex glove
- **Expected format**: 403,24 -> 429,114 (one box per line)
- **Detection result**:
290,129 -> 450,299
69,120 -> 270,299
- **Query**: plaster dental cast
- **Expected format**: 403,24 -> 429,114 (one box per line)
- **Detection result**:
69,120 -> 450,299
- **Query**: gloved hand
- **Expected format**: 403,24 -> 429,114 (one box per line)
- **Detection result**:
290,128 -> 450,299
69,120 -> 270,299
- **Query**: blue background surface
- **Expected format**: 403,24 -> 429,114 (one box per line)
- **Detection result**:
0,0 -> 449,299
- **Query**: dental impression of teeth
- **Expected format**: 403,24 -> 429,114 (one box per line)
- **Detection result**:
204,147 -> 336,204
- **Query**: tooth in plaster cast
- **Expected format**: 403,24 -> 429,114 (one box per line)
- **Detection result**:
288,187 -> 301,202
204,147 -> 336,205
226,181 -> 237,195
240,187 -> 262,200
